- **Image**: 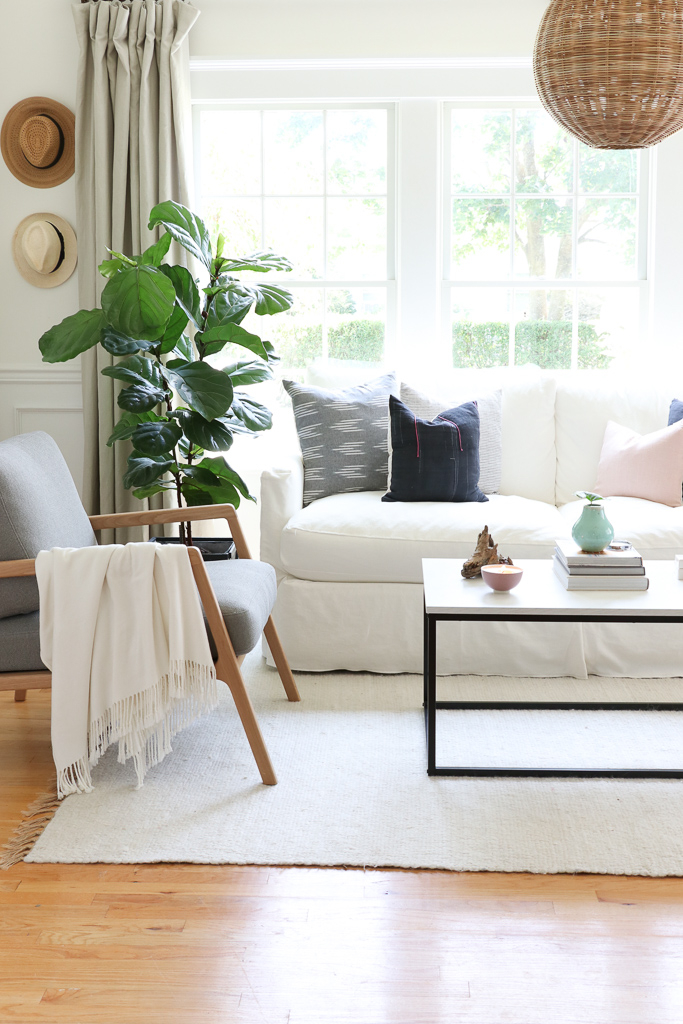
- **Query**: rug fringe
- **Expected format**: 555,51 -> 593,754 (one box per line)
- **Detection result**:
0,780 -> 60,870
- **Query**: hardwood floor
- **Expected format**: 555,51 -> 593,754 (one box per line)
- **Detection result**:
3,689 -> 683,1024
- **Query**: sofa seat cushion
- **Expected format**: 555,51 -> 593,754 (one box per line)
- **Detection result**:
558,497 -> 683,559
280,491 -> 571,583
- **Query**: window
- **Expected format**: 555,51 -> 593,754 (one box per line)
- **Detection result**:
446,105 -> 648,371
195,104 -> 394,378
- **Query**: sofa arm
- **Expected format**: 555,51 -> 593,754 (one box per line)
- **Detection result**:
260,455 -> 304,574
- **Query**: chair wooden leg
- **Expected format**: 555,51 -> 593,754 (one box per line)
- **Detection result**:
14,690 -> 27,702
216,651 -> 278,786
263,617 -> 301,702
188,546 -> 277,786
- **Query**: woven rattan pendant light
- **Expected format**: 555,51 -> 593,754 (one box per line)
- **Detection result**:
534,0 -> 683,149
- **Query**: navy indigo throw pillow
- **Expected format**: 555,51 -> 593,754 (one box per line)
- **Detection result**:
382,395 -> 488,503
669,399 -> 683,426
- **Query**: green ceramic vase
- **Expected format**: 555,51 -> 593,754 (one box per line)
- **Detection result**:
571,503 -> 614,553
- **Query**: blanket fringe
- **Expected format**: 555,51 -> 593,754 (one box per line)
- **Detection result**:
0,782 -> 60,870
58,659 -> 218,798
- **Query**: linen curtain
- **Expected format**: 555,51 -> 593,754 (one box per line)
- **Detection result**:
72,0 -> 199,537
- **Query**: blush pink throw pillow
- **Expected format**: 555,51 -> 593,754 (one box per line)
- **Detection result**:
595,419 -> 683,507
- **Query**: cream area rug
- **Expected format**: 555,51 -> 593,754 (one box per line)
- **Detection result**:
25,652 -> 683,875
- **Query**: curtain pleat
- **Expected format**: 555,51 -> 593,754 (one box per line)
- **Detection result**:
72,0 -> 199,541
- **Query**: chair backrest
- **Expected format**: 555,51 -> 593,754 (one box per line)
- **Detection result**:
0,431 -> 96,619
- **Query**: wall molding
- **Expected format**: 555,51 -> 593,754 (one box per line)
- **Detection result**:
191,57 -> 533,72
13,405 -> 83,436
0,367 -> 81,384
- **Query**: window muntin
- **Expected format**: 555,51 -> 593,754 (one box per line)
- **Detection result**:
447,106 -> 646,371
196,105 -> 393,377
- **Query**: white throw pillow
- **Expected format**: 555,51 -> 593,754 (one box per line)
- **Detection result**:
400,383 -> 503,494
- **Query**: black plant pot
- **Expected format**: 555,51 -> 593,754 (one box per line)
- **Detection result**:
148,536 -> 236,561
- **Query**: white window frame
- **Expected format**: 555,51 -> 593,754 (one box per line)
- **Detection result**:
192,101 -> 398,366
442,101 -> 651,371
190,59 -> 677,377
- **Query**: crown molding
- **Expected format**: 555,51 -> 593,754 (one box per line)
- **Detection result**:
190,57 -> 533,72
0,367 -> 82,384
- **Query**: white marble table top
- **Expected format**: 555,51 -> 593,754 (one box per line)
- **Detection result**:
422,558 -> 683,617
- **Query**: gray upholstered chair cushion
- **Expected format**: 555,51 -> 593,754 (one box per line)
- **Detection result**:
204,559 -> 276,657
0,611 -> 45,672
0,432 -> 96,619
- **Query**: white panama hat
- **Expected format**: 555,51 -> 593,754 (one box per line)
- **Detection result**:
12,213 -> 77,288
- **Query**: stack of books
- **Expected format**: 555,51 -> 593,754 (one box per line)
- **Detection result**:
553,539 -> 649,591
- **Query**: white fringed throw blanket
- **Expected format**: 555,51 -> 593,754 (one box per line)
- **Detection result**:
36,543 -> 218,798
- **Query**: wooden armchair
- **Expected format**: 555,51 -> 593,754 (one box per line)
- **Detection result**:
0,432 -> 299,786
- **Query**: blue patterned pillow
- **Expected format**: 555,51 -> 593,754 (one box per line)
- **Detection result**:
382,395 -> 488,503
669,399 -> 683,426
284,373 -> 396,505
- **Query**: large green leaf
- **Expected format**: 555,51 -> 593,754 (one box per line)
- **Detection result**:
219,251 -> 293,274
205,285 -> 253,330
247,283 -> 293,315
132,419 -> 183,456
182,465 -> 221,487
99,258 -> 127,279
117,383 -> 167,413
136,233 -> 172,267
101,355 -> 165,390
175,409 -> 234,452
180,481 -> 219,507
101,265 -> 176,342
101,327 -> 145,357
198,323 -> 267,359
165,361 -> 233,420
230,393 -> 273,432
159,265 -> 201,327
157,310 -> 189,354
197,456 -> 255,501
223,357 -> 273,386
106,410 -> 163,447
123,451 -> 175,489
171,333 -> 193,363
39,308 -> 106,364
148,201 -> 212,270
132,482 -> 176,500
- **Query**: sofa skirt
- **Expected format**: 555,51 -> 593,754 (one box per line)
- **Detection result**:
267,577 -> 683,677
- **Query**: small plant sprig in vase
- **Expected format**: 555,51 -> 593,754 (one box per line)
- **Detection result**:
38,201 -> 294,545
572,491 -> 614,553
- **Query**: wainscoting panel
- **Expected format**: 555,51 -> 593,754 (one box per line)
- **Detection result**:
0,369 -> 84,496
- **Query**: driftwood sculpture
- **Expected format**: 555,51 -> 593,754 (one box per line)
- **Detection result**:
461,526 -> 514,579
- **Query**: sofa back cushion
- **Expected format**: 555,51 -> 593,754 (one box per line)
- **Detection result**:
0,432 -> 97,619
555,376 -> 671,506
400,369 -> 557,505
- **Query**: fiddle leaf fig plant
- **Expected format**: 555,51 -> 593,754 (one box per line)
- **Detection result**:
39,201 -> 293,543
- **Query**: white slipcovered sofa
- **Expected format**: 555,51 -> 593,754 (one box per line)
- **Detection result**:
260,367 -> 683,677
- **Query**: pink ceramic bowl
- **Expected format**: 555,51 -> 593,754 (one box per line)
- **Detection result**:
481,564 -> 524,592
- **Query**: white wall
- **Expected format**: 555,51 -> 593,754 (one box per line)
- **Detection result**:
191,0 -> 550,59
0,1 -> 82,487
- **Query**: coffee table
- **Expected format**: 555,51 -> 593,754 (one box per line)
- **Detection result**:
422,558 -> 683,778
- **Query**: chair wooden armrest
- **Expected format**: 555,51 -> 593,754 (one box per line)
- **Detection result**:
0,558 -> 36,579
88,503 -> 252,559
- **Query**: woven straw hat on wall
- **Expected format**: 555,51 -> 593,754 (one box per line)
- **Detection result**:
534,0 -> 683,149
1,97 -> 75,187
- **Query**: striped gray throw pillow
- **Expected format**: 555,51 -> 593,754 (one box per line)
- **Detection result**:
284,373 -> 397,506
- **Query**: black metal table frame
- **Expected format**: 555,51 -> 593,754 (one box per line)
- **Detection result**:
423,604 -> 683,778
